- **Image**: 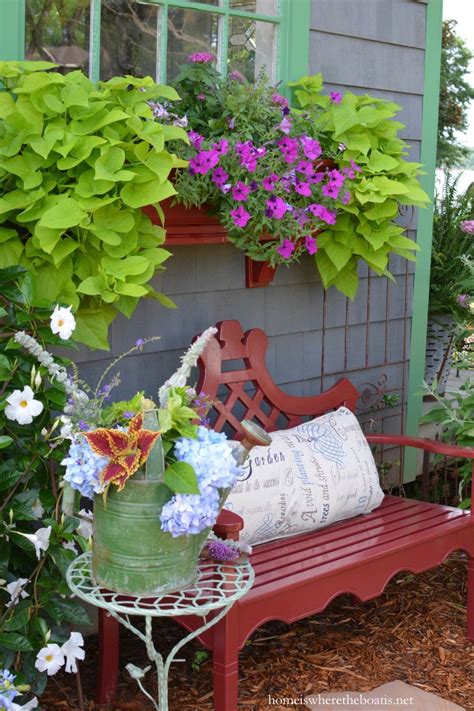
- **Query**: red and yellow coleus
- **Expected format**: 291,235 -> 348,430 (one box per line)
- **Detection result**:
84,413 -> 160,492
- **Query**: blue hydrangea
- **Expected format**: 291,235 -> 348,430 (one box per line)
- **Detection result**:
61,437 -> 109,500
0,669 -> 19,710
160,489 -> 220,537
160,426 -> 242,537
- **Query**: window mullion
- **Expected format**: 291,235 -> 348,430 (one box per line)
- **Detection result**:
217,0 -> 229,77
157,2 -> 169,83
89,0 -> 102,83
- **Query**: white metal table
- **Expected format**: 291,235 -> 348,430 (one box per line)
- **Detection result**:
67,551 -> 254,711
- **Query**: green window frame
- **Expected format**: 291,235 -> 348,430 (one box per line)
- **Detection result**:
1,0 -> 309,88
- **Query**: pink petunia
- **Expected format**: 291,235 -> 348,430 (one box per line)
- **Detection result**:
232,181 -> 251,202
294,181 -> 312,197
188,130 -> 204,150
330,91 -> 343,104
305,235 -> 318,255
212,167 -> 229,187
300,136 -> 322,160
230,205 -> 251,227
262,173 -> 280,191
276,240 -> 295,259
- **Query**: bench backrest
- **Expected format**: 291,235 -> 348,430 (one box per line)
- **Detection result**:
197,320 -> 360,438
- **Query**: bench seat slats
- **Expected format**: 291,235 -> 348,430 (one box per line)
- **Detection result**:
248,496 -> 467,566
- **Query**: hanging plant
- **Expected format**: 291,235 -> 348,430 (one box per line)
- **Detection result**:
154,56 -> 429,299
0,61 -> 188,350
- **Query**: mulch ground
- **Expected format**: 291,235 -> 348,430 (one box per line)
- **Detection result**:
42,554 -> 474,710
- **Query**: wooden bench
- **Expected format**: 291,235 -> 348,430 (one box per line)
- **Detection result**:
97,320 -> 474,710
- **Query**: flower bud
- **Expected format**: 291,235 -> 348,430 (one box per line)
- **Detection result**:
34,371 -> 42,390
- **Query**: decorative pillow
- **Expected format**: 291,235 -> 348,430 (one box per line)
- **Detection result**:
225,407 -> 384,546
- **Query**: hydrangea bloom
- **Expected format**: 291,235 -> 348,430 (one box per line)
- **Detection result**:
0,669 -> 19,710
160,426 -> 242,537
61,437 -> 108,499
460,220 -> 474,234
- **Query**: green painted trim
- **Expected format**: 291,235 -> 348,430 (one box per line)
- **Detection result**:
151,0 -> 280,22
0,0 -> 25,61
89,0 -> 102,83
280,0 -> 310,93
404,0 -> 443,482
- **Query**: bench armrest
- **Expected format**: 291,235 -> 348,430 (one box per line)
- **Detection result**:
213,509 -> 244,541
366,434 -> 474,459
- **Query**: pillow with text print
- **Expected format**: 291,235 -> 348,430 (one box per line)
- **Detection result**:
225,407 -> 384,546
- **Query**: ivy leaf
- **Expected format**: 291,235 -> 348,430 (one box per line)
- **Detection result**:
164,462 -> 200,495
74,305 -> 116,350
0,435 -> 13,449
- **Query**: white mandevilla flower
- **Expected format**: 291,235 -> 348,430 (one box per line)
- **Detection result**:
35,643 -> 65,676
12,698 -> 39,710
6,578 -> 29,609
62,631 -> 85,673
4,386 -> 44,425
77,510 -> 93,539
16,526 -> 52,560
31,498 -> 44,519
62,540 -> 78,554
50,305 -> 76,340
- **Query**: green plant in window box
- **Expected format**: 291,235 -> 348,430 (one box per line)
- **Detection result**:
0,61 -> 188,351
158,57 -> 429,299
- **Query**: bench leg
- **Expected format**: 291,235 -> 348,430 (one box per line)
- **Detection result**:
468,555 -> 474,642
212,607 -> 239,711
97,608 -> 120,704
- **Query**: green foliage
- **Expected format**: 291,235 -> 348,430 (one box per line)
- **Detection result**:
0,62 -> 187,350
292,75 -> 428,297
429,173 -> 474,320
420,378 -> 474,508
0,267 -> 87,694
438,21 -> 474,168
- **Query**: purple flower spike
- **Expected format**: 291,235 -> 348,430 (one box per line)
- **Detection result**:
206,540 -> 240,562
78,420 -> 89,431
135,338 -> 145,349
123,411 -> 135,419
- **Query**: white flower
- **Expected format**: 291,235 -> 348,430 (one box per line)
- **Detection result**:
59,415 -> 73,439
31,498 -> 45,519
62,632 -> 85,673
158,326 -> 217,405
17,526 -> 52,559
35,643 -> 65,675
62,540 -> 78,554
77,510 -> 93,539
6,578 -> 29,608
12,698 -> 39,710
4,386 -> 44,425
50,305 -> 76,340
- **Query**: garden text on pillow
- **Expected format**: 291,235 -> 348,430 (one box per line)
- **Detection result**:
225,407 -> 384,546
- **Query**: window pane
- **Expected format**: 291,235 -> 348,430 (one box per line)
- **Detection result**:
186,0 -> 220,5
25,0 -> 90,74
229,0 -> 277,15
100,1 -> 158,80
166,8 -> 219,81
228,17 -> 276,82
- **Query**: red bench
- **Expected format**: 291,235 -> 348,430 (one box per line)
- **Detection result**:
97,320 -> 474,710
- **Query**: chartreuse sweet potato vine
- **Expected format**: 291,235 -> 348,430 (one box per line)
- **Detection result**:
290,74 -> 430,297
0,62 -> 188,350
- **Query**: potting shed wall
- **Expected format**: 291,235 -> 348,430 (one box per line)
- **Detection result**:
0,0 -> 441,484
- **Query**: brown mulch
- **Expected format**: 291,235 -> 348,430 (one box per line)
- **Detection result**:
42,554 -> 474,710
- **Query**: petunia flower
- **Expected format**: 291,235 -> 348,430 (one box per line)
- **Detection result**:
330,91 -> 343,104
35,644 -> 64,676
300,136 -> 322,160
84,414 -> 160,492
305,235 -> 318,255
62,632 -> 85,673
294,180 -> 312,197
5,386 -> 44,425
211,167 -> 229,188
230,205 -> 251,227
262,173 -> 279,191
265,196 -> 291,219
322,183 -> 340,199
50,305 -> 76,340
189,149 -> 220,175
296,160 -> 315,178
276,240 -> 296,259
188,130 -> 204,150
307,203 -> 337,225
232,181 -> 251,202
277,117 -> 292,134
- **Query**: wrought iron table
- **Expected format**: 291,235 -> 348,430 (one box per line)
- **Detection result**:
67,551 -> 254,711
